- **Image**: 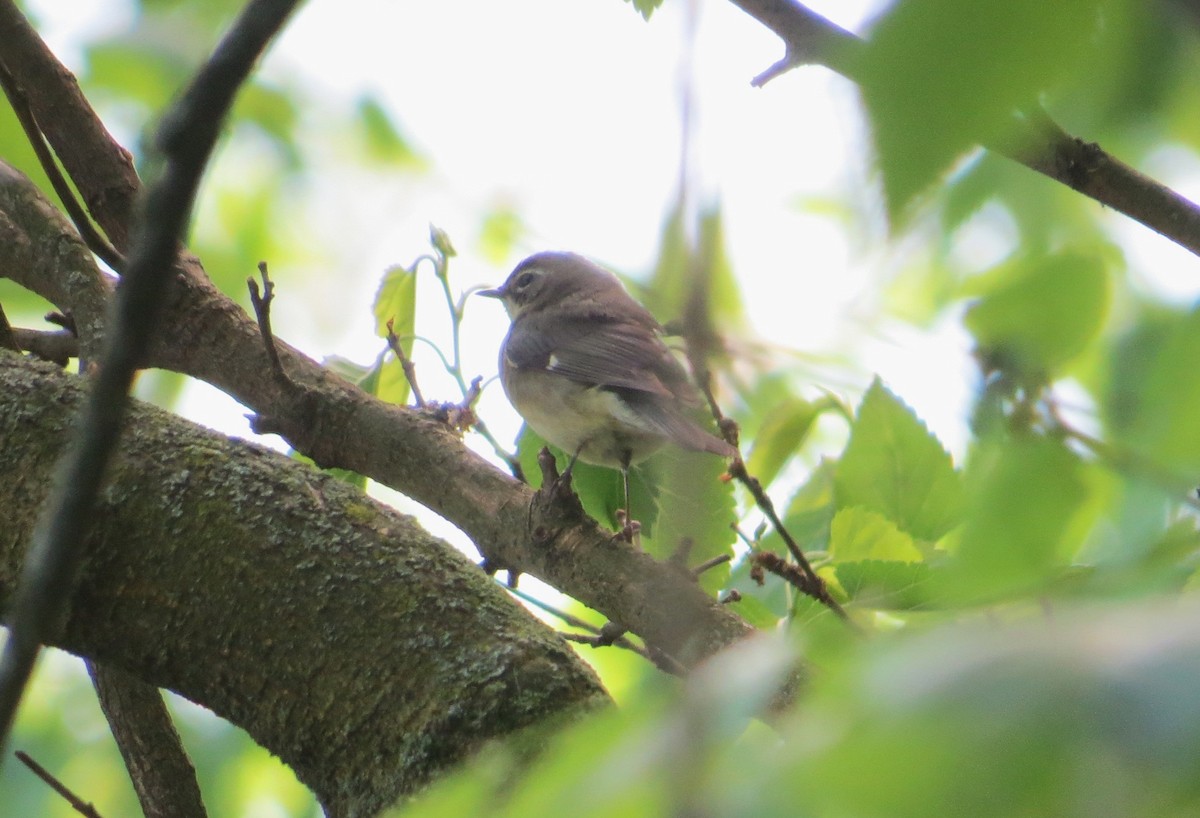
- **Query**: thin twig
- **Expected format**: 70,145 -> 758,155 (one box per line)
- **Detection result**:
0,0 -> 304,756
247,261 -> 288,387
11,328 -> 78,365
505,584 -> 686,675
14,751 -> 104,818
0,62 -> 125,271
731,458 -> 851,622
384,317 -> 425,408
692,361 -> 849,622
691,553 -> 732,578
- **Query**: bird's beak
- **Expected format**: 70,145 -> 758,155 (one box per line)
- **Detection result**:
477,287 -> 505,299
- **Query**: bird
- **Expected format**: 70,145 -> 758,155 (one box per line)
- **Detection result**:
480,251 -> 735,539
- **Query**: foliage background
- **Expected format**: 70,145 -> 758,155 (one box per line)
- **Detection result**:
5,0 -> 1200,814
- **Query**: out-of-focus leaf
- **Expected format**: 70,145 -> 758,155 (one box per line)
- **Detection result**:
644,203 -> 744,332
623,0 -> 664,20
477,205 -> 527,265
834,560 -> 934,610
645,447 -> 736,593
829,507 -> 922,563
234,83 -> 302,167
745,396 -> 821,488
835,379 -> 962,542
788,602 -> 1200,818
964,252 -> 1109,381
355,95 -> 422,166
1105,306 -> 1200,479
950,437 -> 1091,601
857,0 -> 1105,217
372,264 -> 417,407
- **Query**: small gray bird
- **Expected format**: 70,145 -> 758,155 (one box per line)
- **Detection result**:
481,251 -> 734,535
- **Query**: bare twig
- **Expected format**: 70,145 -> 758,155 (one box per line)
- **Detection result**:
384,317 -> 425,408
247,261 -> 288,387
691,553 -> 733,578
0,63 -> 125,271
88,662 -> 208,818
506,585 -> 685,675
731,458 -> 851,622
0,0 -> 304,756
11,328 -> 77,365
14,750 -> 104,818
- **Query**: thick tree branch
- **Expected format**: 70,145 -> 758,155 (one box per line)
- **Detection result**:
728,0 -> 1200,257
0,352 -> 606,817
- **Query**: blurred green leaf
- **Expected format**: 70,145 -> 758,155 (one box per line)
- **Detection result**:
829,507 -> 922,562
371,264 -> 418,407
476,205 -> 527,265
791,603 -> 1200,818
965,252 -> 1110,381
1105,305 -> 1200,479
835,379 -> 963,542
857,0 -> 1106,216
355,95 -> 422,166
644,203 -> 744,332
951,437 -> 1091,601
834,559 -> 934,610
646,447 -> 736,593
744,396 -> 819,487
623,0 -> 664,20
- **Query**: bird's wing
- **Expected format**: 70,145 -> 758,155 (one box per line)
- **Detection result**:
505,311 -> 684,397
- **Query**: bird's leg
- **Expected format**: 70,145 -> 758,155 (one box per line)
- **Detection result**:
614,452 -> 641,545
544,441 -> 586,502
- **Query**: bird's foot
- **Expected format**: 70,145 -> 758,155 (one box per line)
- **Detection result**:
614,509 -> 641,546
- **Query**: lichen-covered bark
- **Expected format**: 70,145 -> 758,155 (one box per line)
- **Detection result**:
0,352 -> 608,817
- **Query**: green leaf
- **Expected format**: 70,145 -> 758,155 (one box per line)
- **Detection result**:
1105,306 -> 1200,478
622,0 -> 664,20
745,396 -> 820,488
645,448 -> 737,593
372,264 -> 418,407
857,0 -> 1105,216
835,379 -> 963,542
355,95 -> 421,166
829,507 -> 922,563
834,560 -> 934,610
964,253 -> 1110,381
476,205 -> 527,265
951,437 -> 1091,601
644,204 -> 744,332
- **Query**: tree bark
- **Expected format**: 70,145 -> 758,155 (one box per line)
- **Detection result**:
0,352 -> 607,817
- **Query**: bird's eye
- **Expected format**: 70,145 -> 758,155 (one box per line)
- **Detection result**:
514,271 -> 538,290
